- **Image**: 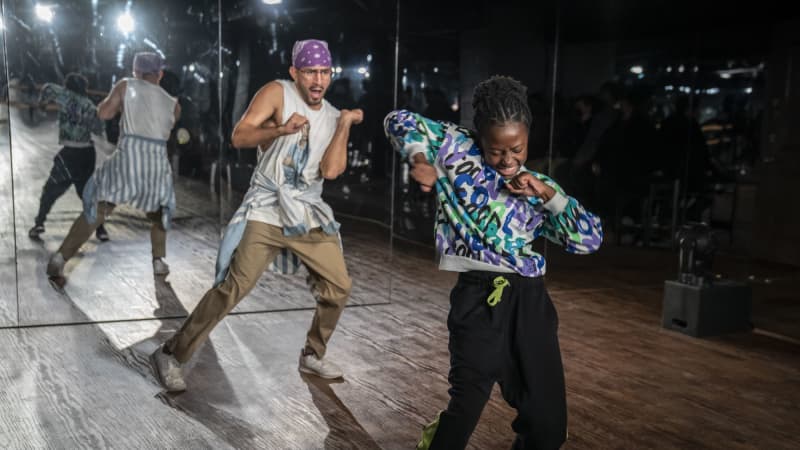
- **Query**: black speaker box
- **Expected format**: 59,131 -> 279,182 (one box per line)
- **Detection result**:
662,280 -> 752,337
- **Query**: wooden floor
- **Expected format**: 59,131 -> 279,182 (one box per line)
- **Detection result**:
0,241 -> 798,449
1,116 -> 800,448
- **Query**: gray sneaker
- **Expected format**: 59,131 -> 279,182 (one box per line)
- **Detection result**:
46,252 -> 65,278
152,257 -> 170,275
150,345 -> 186,392
298,351 -> 343,379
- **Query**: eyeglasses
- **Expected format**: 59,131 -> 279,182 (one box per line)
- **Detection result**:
299,68 -> 333,78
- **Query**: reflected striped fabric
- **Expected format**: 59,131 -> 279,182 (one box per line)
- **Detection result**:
82,134 -> 176,230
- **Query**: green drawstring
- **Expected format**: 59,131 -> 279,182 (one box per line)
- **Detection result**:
486,276 -> 509,307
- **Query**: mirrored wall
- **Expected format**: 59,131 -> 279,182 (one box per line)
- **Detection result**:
542,0 -> 775,286
0,10 -> 17,327
1,0 -> 798,327
0,0 -> 398,327
1,0 -> 225,325
388,0 -> 795,291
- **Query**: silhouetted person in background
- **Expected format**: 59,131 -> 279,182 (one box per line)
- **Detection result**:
611,91 -> 656,223
563,94 -> 594,160
659,95 -> 711,220
568,82 -> 622,212
551,94 -> 595,185
572,82 -> 621,168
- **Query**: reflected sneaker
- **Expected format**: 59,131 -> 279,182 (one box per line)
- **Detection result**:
153,257 -> 170,275
298,351 -> 343,379
46,252 -> 65,278
95,225 -> 110,242
149,345 -> 186,392
28,224 -> 45,239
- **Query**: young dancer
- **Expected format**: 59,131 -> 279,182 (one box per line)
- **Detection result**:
150,39 -> 363,392
385,76 -> 603,449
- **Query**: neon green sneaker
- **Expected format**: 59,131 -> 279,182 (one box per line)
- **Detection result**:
417,412 -> 442,450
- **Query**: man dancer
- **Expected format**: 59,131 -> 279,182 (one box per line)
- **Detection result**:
47,52 -> 181,283
29,73 -> 110,242
150,39 -> 363,392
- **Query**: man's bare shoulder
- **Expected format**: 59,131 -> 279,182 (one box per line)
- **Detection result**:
111,79 -> 128,99
249,81 -> 284,121
257,80 -> 284,101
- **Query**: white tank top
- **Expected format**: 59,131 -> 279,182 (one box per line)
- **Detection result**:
248,79 -> 340,227
121,78 -> 177,140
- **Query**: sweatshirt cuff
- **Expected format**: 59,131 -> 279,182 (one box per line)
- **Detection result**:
406,142 -> 428,162
543,191 -> 569,214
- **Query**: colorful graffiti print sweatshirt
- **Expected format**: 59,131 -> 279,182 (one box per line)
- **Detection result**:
384,109 -> 603,277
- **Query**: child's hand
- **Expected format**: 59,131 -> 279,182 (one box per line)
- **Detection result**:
411,153 -> 438,192
507,172 -> 556,202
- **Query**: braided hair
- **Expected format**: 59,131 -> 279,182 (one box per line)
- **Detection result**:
472,75 -> 532,134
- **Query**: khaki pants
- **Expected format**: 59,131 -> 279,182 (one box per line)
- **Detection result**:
166,220 -> 352,364
58,201 -> 166,260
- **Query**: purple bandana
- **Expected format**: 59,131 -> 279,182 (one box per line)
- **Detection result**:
291,39 -> 332,69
